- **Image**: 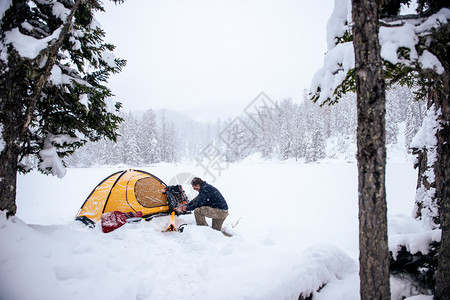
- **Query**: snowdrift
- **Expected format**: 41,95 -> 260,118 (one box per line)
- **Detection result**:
0,212 -> 355,300
3,160 -> 431,299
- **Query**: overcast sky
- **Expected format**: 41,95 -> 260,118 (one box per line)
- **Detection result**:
96,0 -> 334,121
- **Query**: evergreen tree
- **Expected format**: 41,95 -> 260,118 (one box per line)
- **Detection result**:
252,104 -> 278,159
96,138 -> 116,166
121,112 -> 140,165
312,0 -> 391,297
336,136 -> 347,153
279,99 -> 295,160
384,3 -> 450,295
386,99 -> 400,144
158,111 -> 177,163
222,118 -> 253,162
158,111 -> 168,162
138,109 -> 159,164
291,105 -> 306,161
0,0 -> 125,216
405,99 -> 426,151
166,123 -> 177,163
305,128 -> 326,163
311,0 -> 450,296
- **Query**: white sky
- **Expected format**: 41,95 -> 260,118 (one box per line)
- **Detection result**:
96,0 -> 334,121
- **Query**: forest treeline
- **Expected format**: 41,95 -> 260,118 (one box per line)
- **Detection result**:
66,85 -> 425,167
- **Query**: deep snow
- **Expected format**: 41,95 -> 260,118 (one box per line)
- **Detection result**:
0,154 -> 437,300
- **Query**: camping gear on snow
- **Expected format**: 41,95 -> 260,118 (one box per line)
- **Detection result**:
163,185 -> 188,213
101,211 -> 143,233
75,169 -> 189,226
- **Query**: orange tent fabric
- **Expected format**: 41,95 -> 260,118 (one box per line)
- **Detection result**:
75,169 -> 169,224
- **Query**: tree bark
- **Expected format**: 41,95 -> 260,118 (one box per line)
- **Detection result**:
0,100 -> 20,216
434,71 -> 450,300
352,0 -> 391,299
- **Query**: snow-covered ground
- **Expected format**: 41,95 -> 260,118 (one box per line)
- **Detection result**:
0,154 -> 435,300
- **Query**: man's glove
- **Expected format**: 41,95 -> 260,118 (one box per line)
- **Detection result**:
174,204 -> 187,213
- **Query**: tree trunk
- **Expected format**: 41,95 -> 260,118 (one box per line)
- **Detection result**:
352,0 -> 391,299
0,94 -> 21,216
0,51 -> 24,217
0,139 -> 20,217
434,71 -> 450,300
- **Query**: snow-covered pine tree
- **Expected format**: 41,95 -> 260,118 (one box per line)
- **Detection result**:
300,94 -> 326,163
65,140 -> 96,167
252,104 -> 278,159
222,117 -> 252,162
291,105 -> 306,161
166,123 -> 177,163
0,0 -> 125,216
405,99 -> 426,151
120,112 -> 140,166
311,0 -> 391,297
386,98 -> 400,144
336,135 -> 347,154
384,2 -> 450,296
304,130 -> 319,163
278,98 -> 296,160
304,122 -> 326,163
89,138 -> 111,166
323,92 -> 356,159
138,109 -> 159,164
311,0 -> 450,296
158,110 -> 177,163
184,120 -> 201,162
158,111 -> 168,162
386,85 -> 419,145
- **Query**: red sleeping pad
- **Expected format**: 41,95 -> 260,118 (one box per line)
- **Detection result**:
101,211 -> 143,233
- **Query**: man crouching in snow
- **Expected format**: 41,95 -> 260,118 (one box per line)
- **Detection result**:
175,177 -> 229,231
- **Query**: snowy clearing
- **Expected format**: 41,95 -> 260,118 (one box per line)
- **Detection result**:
0,158 -> 431,299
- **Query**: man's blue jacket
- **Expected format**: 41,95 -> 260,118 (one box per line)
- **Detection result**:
186,182 -> 228,211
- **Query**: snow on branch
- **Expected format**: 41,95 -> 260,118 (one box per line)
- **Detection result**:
410,104 -> 441,150
410,105 -> 441,229
48,63 -> 92,87
310,2 -> 450,106
51,1 -> 70,21
389,215 -> 441,259
3,27 -> 63,60
310,42 -> 354,105
325,0 -> 352,51
38,133 -> 80,178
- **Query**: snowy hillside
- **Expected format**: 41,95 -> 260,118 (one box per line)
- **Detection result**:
0,155 -> 435,300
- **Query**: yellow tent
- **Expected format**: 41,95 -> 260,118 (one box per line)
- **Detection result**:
75,169 -> 169,225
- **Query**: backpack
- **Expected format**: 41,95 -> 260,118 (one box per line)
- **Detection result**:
163,185 -> 189,214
